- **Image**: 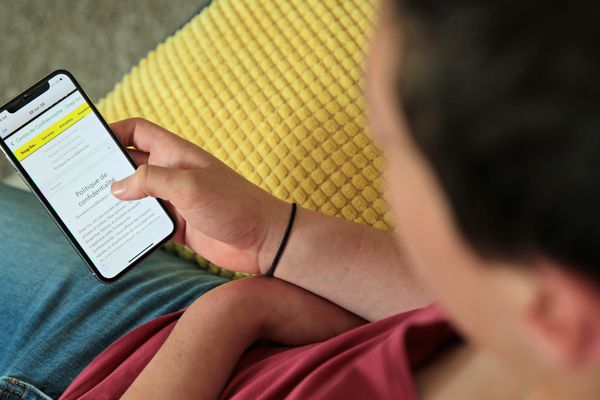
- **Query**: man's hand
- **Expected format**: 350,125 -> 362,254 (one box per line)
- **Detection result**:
110,118 -> 430,321
110,118 -> 289,274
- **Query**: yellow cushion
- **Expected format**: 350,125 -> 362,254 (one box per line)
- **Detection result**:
97,0 -> 389,276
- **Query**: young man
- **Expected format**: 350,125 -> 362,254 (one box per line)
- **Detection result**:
5,0 -> 597,398
110,0 -> 600,398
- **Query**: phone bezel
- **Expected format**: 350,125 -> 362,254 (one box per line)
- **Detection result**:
0,69 -> 177,283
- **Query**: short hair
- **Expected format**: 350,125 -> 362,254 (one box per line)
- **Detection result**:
392,1 -> 600,280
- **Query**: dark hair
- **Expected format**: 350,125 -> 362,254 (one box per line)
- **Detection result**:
393,1 -> 600,279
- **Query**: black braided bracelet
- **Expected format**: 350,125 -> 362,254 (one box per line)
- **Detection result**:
266,202 -> 297,278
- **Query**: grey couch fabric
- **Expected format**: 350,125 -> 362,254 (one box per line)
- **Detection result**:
0,0 -> 211,188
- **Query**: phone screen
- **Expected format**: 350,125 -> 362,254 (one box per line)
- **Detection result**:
0,71 -> 175,281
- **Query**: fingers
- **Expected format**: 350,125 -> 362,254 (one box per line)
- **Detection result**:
110,118 -> 214,169
111,164 -> 191,201
110,118 -> 185,155
127,149 -> 149,166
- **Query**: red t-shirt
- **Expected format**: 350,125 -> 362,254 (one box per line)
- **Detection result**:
60,304 -> 458,399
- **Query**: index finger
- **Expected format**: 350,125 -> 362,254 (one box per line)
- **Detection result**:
110,117 -> 218,169
109,118 -> 183,153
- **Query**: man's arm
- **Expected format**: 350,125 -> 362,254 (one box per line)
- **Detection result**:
260,206 -> 432,321
110,118 -> 431,323
122,277 -> 366,400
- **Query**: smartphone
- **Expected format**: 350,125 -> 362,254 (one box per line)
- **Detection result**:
0,70 -> 176,282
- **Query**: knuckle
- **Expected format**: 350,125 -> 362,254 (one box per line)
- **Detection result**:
181,168 -> 198,183
186,169 -> 206,190
131,117 -> 149,126
132,117 -> 156,133
136,164 -> 151,191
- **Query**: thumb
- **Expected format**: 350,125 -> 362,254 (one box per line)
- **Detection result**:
111,164 -> 185,201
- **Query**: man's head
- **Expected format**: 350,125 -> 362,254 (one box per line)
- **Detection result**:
367,0 -> 600,383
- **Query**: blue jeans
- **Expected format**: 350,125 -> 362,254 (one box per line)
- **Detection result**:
0,183 -> 228,399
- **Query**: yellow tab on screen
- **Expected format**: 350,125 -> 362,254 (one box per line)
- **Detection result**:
14,103 -> 92,161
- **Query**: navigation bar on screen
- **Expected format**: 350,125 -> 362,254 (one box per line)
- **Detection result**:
13,103 -> 91,161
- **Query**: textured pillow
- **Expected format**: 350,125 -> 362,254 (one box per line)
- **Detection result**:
97,0 -> 389,277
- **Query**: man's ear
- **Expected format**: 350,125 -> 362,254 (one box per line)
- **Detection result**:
522,259 -> 600,369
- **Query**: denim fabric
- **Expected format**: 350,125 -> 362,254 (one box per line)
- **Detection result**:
0,377 -> 52,400
0,183 -> 228,399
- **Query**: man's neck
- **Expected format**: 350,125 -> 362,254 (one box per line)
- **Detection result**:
416,343 -> 600,400
414,344 -> 530,400
529,368 -> 600,400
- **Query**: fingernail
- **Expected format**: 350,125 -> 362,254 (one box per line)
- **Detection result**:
111,179 -> 127,195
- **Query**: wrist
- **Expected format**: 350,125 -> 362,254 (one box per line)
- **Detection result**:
257,199 -> 296,275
